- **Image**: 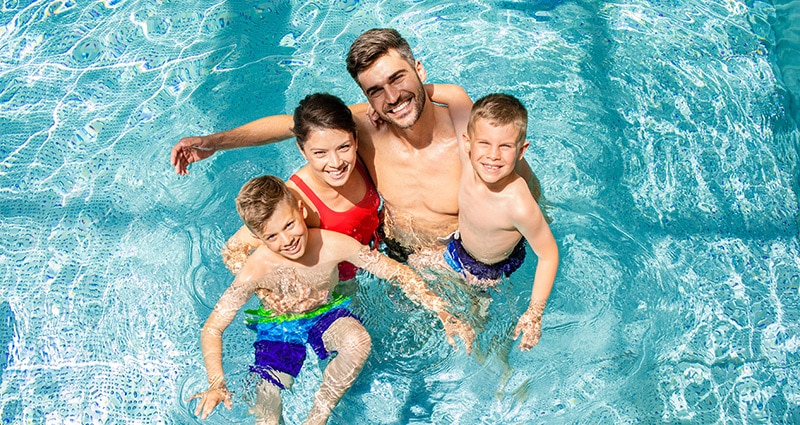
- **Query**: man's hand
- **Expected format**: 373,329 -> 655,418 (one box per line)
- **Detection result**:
171,136 -> 216,176
440,312 -> 475,355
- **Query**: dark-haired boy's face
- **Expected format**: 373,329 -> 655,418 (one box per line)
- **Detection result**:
257,199 -> 309,260
357,49 -> 427,129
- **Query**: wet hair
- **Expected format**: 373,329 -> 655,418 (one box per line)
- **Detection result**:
467,93 -> 528,145
346,28 -> 416,83
235,175 -> 298,236
291,93 -> 357,149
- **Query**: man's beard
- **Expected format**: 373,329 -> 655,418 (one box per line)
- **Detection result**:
381,82 -> 427,129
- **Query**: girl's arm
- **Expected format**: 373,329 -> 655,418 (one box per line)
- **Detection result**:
221,225 -> 262,274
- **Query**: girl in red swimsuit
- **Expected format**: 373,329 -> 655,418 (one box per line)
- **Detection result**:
223,93 -> 381,281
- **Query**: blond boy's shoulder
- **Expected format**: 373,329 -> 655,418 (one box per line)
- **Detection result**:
505,174 -> 543,213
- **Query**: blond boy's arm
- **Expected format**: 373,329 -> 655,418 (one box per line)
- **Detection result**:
188,263 -> 260,418
511,187 -> 559,351
346,244 -> 475,354
426,84 -> 473,135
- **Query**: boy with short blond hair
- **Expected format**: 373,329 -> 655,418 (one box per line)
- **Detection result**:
190,175 -> 474,425
440,92 -> 559,351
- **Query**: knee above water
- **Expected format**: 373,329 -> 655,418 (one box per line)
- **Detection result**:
335,326 -> 372,362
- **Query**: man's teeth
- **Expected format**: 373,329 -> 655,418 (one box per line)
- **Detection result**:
390,99 -> 411,113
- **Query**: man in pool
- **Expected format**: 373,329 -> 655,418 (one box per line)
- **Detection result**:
170,28 -> 540,260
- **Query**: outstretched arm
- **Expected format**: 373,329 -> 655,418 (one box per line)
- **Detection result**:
171,114 -> 294,175
346,245 -> 476,354
511,190 -> 558,351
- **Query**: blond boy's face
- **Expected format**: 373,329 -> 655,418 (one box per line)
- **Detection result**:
464,118 -> 528,185
255,199 -> 309,260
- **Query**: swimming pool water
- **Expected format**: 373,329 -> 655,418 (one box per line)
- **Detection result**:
1,0 -> 799,424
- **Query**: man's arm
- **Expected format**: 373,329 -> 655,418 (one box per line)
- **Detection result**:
171,114 -> 294,175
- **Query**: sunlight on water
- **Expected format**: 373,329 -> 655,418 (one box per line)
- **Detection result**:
1,0 -> 799,424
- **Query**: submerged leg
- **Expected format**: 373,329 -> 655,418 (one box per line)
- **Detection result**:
254,374 -> 292,425
304,317 -> 372,425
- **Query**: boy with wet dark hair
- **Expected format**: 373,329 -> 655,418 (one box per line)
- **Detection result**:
189,175 -> 474,425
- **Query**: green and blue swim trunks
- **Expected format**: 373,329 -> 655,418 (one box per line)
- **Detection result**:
245,294 -> 360,389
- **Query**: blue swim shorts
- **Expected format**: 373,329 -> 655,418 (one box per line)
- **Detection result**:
444,232 -> 526,281
245,294 -> 359,389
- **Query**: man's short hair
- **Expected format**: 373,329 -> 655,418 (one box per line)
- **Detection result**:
235,175 -> 297,236
346,28 -> 416,83
468,94 -> 528,145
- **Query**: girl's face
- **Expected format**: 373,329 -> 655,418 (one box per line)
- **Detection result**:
299,128 -> 358,188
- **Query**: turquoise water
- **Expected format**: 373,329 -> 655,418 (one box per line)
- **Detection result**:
1,0 -> 799,423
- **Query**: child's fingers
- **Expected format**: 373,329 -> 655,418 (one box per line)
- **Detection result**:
193,397 -> 205,418
512,322 -> 522,339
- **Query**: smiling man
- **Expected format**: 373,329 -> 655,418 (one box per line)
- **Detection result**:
341,29 -> 465,259
170,28 -> 537,260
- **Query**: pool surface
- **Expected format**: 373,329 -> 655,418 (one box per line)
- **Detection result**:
1,0 -> 799,423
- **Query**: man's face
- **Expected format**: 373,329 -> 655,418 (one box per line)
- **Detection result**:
356,49 -> 427,129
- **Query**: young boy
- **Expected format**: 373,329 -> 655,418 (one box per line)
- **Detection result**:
189,175 -> 474,425
441,92 -> 559,352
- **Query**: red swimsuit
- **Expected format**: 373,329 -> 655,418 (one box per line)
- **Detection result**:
289,161 -> 381,280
